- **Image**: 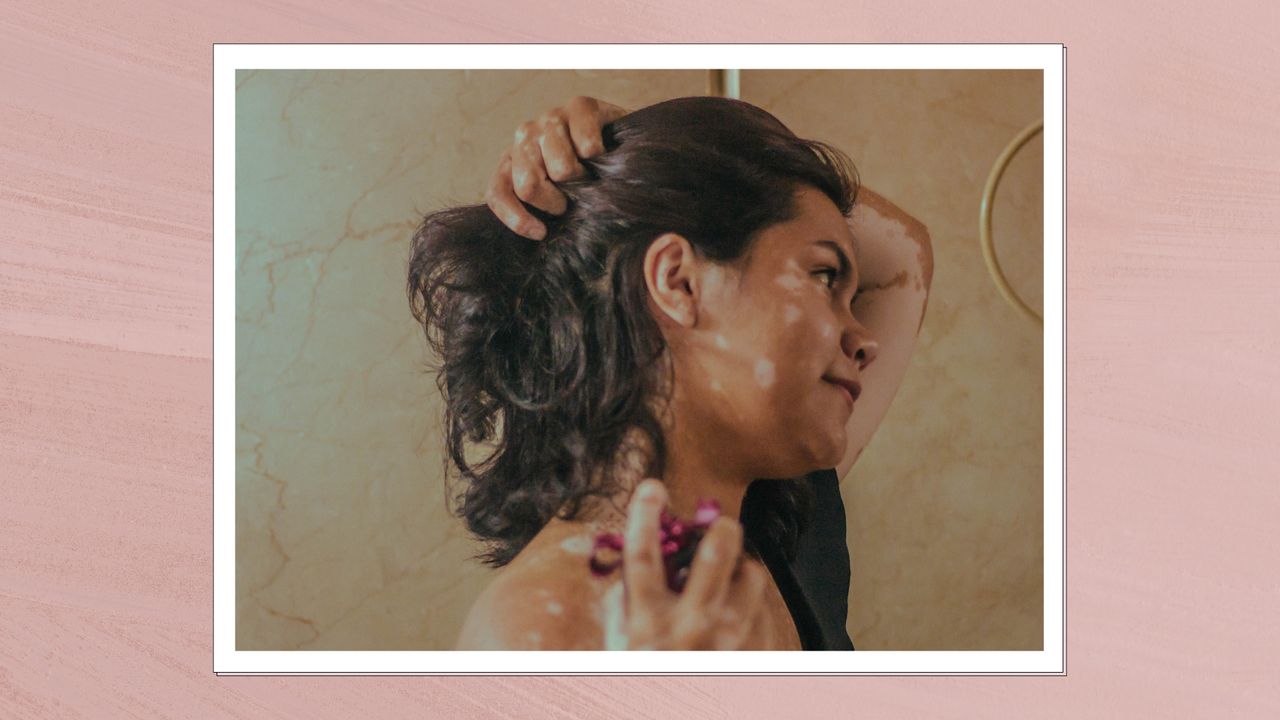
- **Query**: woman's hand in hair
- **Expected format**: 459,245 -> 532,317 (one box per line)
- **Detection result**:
613,479 -> 770,650
484,96 -> 630,240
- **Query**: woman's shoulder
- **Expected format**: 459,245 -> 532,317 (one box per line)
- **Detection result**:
454,520 -> 617,650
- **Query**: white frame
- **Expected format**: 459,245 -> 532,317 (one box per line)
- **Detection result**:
214,43 -> 1065,675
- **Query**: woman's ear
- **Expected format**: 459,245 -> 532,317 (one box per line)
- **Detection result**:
643,232 -> 700,328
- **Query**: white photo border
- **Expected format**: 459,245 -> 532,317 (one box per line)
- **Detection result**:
214,43 -> 1065,675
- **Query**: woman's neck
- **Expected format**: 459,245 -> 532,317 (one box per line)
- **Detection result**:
661,432 -> 750,522
571,424 -> 752,528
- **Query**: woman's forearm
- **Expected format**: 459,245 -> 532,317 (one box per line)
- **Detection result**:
852,186 -> 933,325
835,186 -> 934,479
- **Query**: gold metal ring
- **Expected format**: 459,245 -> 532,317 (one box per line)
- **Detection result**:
980,118 -> 1043,328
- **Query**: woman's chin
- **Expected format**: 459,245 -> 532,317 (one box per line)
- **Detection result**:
756,421 -> 845,473
789,440 -> 845,475
815,429 -> 847,469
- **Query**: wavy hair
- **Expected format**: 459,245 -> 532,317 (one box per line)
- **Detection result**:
407,96 -> 859,567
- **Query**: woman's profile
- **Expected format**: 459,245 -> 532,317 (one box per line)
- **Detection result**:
407,96 -> 880,650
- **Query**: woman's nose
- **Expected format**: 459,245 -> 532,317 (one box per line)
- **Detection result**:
853,338 -> 878,371
840,317 -> 879,372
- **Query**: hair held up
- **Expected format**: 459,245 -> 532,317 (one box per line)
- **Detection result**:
407,96 -> 859,567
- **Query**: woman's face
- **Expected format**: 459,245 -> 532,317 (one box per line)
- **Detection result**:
665,185 -> 877,479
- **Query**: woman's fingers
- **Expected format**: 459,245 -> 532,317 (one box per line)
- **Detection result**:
614,480 -> 770,650
486,97 -> 632,241
622,479 -> 671,637
563,95 -> 628,158
536,108 -> 588,182
511,120 -> 569,215
715,559 -> 769,650
485,116 -> 572,239
480,120 -> 567,242
677,517 -> 743,612
483,148 -> 547,240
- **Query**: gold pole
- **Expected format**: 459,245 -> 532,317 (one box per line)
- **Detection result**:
707,69 -> 725,97
706,70 -> 740,99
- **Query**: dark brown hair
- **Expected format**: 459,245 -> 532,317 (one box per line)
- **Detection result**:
407,96 -> 859,567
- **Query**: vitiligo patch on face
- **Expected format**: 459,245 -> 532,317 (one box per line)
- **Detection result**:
784,304 -> 801,325
774,273 -> 804,292
546,601 -> 564,616
715,334 -> 730,349
821,324 -> 835,339
710,379 -> 724,393
754,359 -> 776,388
559,536 -> 592,556
774,259 -> 806,292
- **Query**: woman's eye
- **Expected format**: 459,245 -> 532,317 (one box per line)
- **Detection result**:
814,268 -> 839,288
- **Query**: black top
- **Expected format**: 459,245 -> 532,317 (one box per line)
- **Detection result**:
746,468 -> 855,651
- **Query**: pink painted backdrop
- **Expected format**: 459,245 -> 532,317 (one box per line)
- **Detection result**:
2,2 -> 1278,718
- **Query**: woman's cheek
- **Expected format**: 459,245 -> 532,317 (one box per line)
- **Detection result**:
753,357 -> 777,389
782,302 -> 803,326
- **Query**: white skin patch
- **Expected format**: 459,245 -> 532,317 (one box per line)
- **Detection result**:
710,379 -> 724,393
774,273 -> 803,292
715,334 -> 730,349
559,536 -> 591,556
853,205 -> 911,245
546,601 -> 564,616
783,304 -> 801,325
601,582 -> 629,650
821,324 -> 835,339
526,631 -> 542,648
754,359 -> 776,388
700,540 -> 718,562
776,259 -> 817,295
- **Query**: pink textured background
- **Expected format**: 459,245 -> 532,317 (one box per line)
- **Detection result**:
2,2 -> 1278,718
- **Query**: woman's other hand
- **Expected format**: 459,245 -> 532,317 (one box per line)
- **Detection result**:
484,96 -> 630,240
609,479 -> 770,650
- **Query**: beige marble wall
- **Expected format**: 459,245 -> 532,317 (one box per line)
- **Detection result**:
235,69 -> 1043,650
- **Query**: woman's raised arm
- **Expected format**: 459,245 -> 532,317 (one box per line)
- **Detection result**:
836,187 -> 934,481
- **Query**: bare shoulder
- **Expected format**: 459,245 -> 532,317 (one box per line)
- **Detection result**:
454,522 -> 613,650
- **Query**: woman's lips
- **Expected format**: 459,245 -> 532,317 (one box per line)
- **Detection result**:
824,379 -> 856,411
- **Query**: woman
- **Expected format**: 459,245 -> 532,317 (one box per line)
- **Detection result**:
481,96 -> 934,651
408,96 -> 902,650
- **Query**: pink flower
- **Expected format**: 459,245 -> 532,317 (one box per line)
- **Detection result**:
693,499 -> 720,526
588,498 -> 723,593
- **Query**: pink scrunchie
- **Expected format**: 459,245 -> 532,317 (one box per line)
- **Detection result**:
589,498 -> 721,593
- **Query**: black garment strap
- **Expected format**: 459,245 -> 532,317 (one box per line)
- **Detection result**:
743,534 -> 826,650
739,469 -> 856,650
792,468 -> 855,650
